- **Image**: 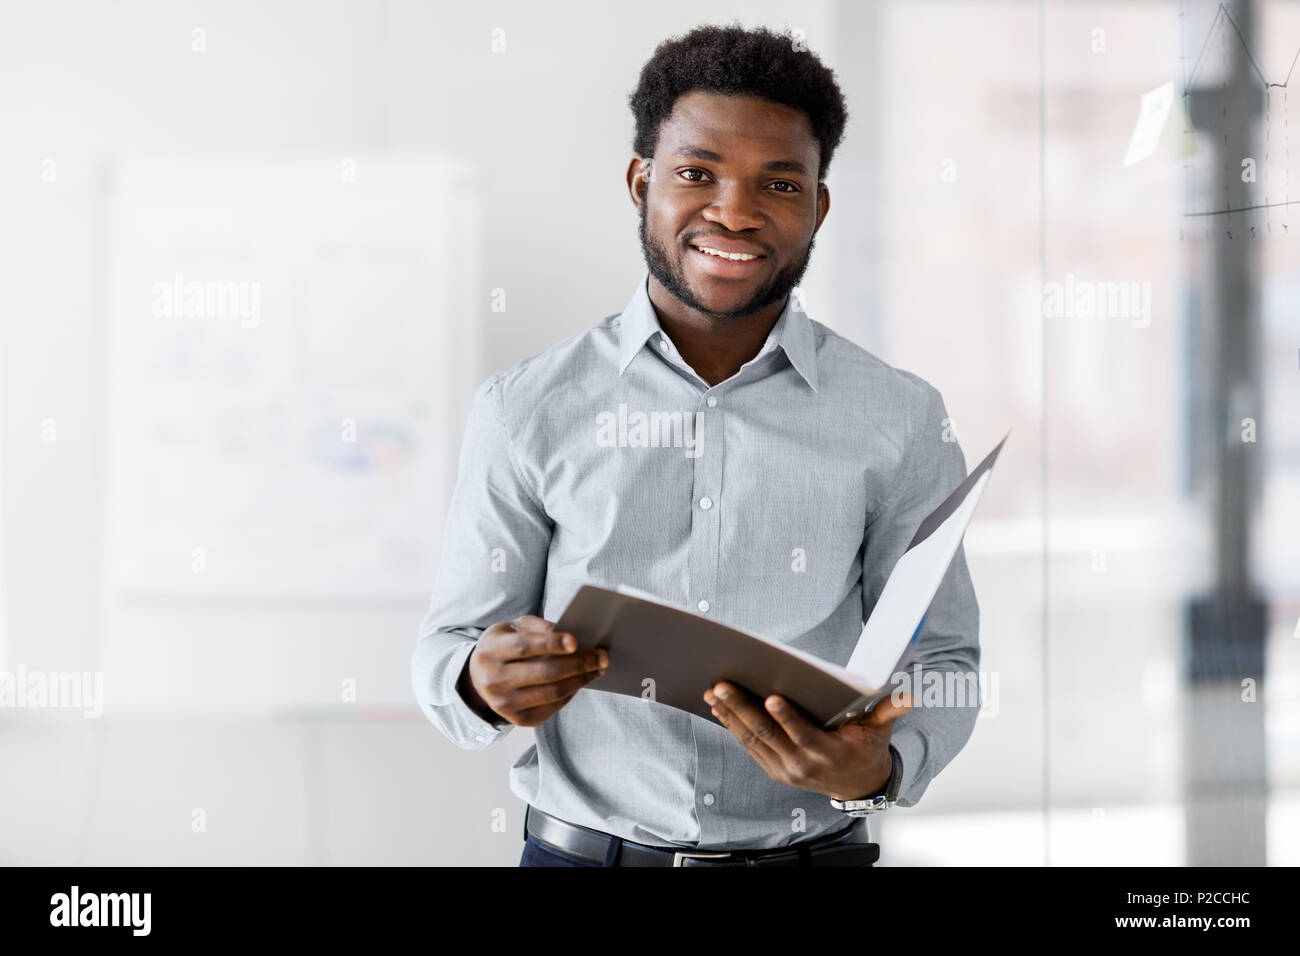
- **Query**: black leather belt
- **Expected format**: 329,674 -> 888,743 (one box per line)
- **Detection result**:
524,805 -> 880,867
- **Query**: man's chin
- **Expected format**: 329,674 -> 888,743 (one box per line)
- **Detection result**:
681,275 -> 769,317
698,298 -> 763,320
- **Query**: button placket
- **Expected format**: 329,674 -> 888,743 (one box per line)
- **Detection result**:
687,392 -> 723,620
687,388 -> 726,843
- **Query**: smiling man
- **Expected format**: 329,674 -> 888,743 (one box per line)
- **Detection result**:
412,23 -> 981,867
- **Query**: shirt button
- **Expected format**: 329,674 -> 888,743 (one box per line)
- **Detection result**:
697,599 -> 710,613
703,793 -> 715,806
699,496 -> 712,510
659,338 -> 669,352
706,396 -> 717,408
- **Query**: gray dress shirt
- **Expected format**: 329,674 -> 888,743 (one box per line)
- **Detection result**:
411,268 -> 981,851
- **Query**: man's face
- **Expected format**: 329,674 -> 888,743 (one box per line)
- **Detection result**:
633,90 -> 829,320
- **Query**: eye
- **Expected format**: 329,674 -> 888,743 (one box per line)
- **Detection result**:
676,169 -> 800,192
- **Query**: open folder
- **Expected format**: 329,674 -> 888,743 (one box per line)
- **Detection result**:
554,431 -> 1009,730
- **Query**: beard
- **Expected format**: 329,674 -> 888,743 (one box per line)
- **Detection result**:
638,204 -> 816,321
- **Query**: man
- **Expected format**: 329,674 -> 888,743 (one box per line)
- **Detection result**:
411,23 -> 981,867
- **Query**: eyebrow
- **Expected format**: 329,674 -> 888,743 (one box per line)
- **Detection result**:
672,146 -> 809,176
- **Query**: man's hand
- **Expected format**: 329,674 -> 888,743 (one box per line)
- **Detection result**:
458,615 -> 608,728
703,682 -> 912,802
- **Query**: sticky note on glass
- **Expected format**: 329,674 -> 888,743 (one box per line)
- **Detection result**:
1123,81 -> 1175,166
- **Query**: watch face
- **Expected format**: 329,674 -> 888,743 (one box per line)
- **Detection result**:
836,795 -> 889,813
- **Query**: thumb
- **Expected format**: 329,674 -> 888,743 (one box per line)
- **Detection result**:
861,693 -> 912,728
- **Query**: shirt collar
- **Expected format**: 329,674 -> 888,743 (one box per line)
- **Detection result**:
616,269 -> 819,392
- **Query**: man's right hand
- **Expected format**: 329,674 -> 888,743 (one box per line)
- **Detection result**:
457,615 -> 609,728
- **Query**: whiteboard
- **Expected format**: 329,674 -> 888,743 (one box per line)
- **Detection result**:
103,156 -> 480,598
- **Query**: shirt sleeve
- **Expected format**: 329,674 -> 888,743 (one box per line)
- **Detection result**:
861,381 -> 982,807
410,372 -> 554,751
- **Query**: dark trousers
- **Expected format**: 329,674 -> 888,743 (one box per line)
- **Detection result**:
519,831 -> 617,867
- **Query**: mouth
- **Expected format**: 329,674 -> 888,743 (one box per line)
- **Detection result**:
688,242 -> 768,278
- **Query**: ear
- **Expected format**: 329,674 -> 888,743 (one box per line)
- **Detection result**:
813,181 -> 831,233
626,155 -> 653,211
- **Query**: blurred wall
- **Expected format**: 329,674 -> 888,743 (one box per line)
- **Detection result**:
0,0 -> 836,713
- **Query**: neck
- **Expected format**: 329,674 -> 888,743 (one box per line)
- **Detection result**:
647,276 -> 786,387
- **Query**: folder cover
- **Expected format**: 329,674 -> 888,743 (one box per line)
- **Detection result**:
554,431 -> 1009,730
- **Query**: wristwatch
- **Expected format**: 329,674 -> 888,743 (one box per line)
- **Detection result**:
829,744 -> 902,816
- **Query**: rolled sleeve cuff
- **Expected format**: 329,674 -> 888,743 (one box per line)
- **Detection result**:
413,635 -> 511,750
888,723 -> 929,809
445,641 -> 509,741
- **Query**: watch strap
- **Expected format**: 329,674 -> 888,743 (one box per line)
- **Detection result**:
829,744 -> 904,815
881,743 -> 903,802
858,744 -> 902,802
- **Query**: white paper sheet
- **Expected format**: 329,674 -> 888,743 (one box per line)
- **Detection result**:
844,466 -> 995,684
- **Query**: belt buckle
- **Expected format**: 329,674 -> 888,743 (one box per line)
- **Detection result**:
671,850 -> 733,867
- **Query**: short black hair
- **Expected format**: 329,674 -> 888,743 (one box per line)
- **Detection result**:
628,23 -> 849,183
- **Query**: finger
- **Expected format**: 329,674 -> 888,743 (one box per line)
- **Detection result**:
510,668 -> 604,712
511,615 -> 555,632
707,682 -> 793,760
479,618 -> 545,661
761,695 -> 829,751
497,626 -> 578,662
708,698 -> 782,778
511,664 -> 605,724
505,648 -> 609,689
512,699 -> 566,726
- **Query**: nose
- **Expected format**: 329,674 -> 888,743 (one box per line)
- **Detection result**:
700,181 -> 765,232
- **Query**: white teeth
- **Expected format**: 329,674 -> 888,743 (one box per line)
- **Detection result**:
695,245 -> 759,261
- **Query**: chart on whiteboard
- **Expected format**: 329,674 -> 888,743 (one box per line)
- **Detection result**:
1179,1 -> 1300,232
102,156 -> 480,598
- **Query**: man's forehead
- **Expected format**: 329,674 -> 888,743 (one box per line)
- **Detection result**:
658,91 -> 817,163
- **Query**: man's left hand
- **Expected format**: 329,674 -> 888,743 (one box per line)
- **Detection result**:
703,682 -> 912,802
